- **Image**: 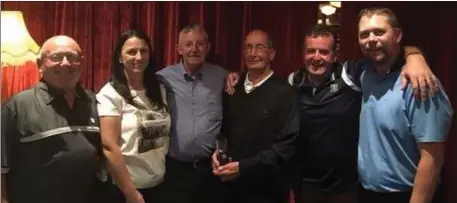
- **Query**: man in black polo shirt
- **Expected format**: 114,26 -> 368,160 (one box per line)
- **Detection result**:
212,30 -> 300,203
287,25 -> 362,203
1,35 -> 101,203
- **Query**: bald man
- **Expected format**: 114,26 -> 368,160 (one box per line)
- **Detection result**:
211,30 -> 299,203
1,35 -> 101,203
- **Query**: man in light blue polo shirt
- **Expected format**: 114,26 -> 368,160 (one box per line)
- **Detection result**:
357,7 -> 453,203
156,24 -> 228,203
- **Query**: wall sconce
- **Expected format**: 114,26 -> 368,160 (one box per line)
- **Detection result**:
319,3 -> 337,16
1,11 -> 41,103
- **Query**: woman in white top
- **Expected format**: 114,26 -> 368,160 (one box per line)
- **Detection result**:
96,30 -> 170,203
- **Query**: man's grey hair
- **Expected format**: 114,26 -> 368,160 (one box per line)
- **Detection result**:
179,23 -> 209,42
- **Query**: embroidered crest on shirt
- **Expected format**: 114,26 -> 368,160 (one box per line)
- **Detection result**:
330,84 -> 339,93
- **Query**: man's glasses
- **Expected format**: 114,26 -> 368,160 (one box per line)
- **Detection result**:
243,44 -> 269,53
44,52 -> 83,64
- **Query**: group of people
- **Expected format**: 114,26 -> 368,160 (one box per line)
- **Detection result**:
1,7 -> 453,203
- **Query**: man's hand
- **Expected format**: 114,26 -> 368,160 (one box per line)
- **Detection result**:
218,162 -> 239,176
401,54 -> 439,101
211,151 -> 220,174
212,154 -> 240,182
225,72 -> 240,95
218,162 -> 240,182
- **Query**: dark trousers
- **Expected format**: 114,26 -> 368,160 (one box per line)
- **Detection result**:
93,178 -> 165,203
220,175 -> 289,203
295,182 -> 357,203
358,184 -> 444,203
159,156 -> 223,203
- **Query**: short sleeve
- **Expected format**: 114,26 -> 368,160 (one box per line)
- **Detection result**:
405,84 -> 454,143
96,84 -> 122,117
1,101 -> 19,174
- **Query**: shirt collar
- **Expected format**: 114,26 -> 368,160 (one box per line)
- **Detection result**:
367,48 -> 406,75
38,79 -> 89,104
390,48 -> 406,73
244,71 -> 274,93
179,61 -> 206,81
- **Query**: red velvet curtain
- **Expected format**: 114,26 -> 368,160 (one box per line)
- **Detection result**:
1,61 -> 40,104
339,2 -> 457,203
1,1 -> 318,93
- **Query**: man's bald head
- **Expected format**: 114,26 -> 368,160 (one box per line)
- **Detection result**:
39,35 -> 81,58
38,35 -> 83,92
245,30 -> 273,48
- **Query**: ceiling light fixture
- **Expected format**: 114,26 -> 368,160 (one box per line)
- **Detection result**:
319,3 -> 337,16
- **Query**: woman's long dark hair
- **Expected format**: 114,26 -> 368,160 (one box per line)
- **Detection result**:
110,30 -> 166,110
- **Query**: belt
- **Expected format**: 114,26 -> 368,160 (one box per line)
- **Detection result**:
166,156 -> 211,169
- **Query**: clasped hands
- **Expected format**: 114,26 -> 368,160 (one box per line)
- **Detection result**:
211,151 -> 239,182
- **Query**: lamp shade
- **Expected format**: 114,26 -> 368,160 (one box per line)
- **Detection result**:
1,11 -> 40,104
1,11 -> 40,66
319,4 -> 337,16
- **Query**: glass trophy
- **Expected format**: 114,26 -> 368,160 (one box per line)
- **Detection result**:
216,135 -> 231,165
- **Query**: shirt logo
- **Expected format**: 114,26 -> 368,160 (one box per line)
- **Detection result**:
90,118 -> 95,123
330,84 -> 339,93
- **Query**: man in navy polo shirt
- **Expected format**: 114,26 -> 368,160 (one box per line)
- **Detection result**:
357,7 -> 453,203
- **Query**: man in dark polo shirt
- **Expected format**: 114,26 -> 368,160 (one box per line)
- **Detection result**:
1,35 -> 101,203
288,25 -> 362,203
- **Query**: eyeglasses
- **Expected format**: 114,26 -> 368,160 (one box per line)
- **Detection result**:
244,44 -> 269,53
44,52 -> 83,64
